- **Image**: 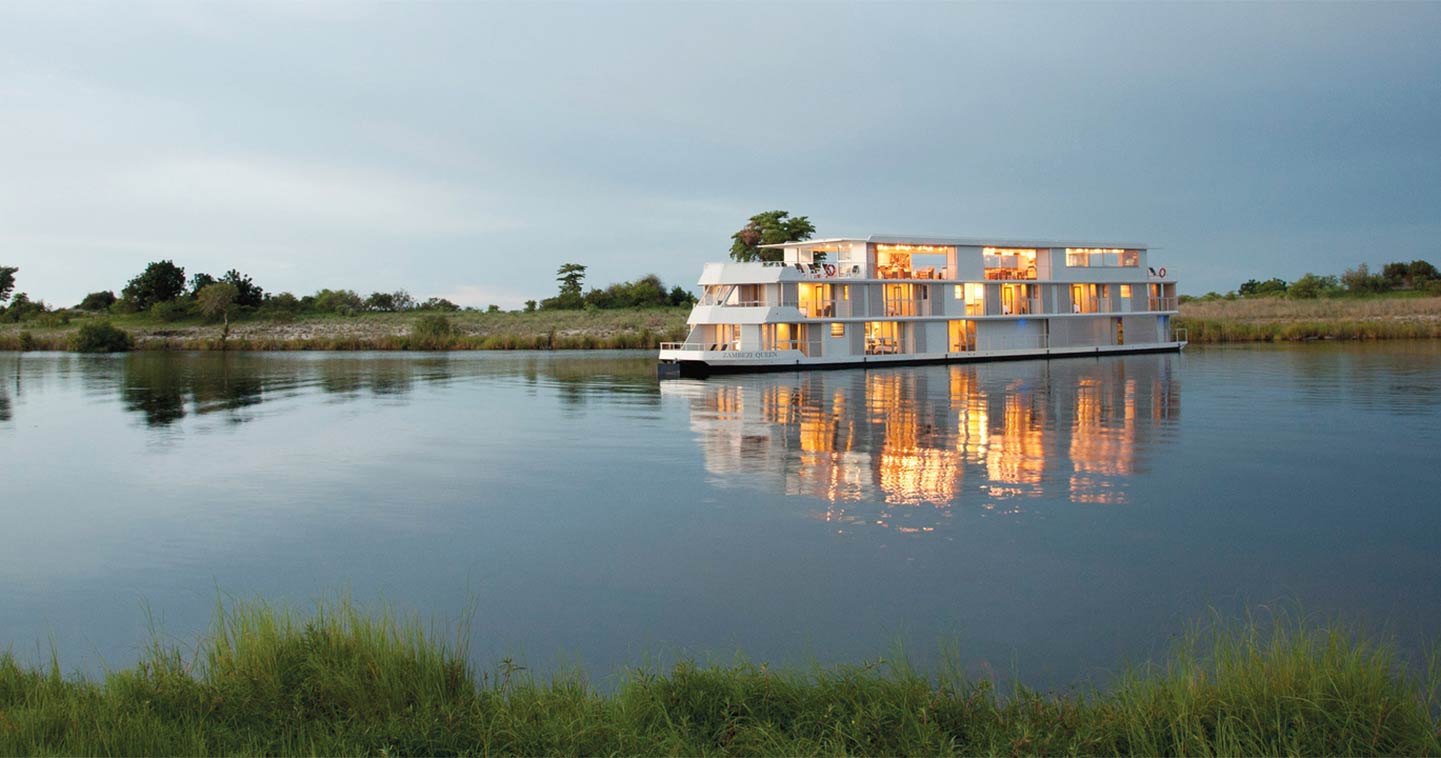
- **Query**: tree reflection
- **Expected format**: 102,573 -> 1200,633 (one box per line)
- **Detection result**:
110,352 -> 661,428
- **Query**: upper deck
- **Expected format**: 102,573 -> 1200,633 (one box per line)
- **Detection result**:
729,235 -> 1165,285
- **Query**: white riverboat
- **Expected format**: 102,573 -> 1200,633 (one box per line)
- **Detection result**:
658,234 -> 1184,378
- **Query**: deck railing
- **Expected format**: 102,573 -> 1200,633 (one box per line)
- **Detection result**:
1148,296 -> 1179,311
1001,297 -> 1043,316
979,334 -> 1050,352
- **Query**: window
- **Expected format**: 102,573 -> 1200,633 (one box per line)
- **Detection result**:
1120,285 -> 1132,299
830,322 -> 845,337
1065,248 -> 1141,268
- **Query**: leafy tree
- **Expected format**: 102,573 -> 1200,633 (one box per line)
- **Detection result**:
258,292 -> 302,321
313,289 -> 364,313
419,297 -> 460,312
189,273 -> 217,298
122,260 -> 187,310
197,282 -> 239,348
391,290 -> 414,312
1341,263 -> 1389,294
524,300 -> 537,313
0,292 -> 47,323
668,285 -> 697,307
730,210 -> 816,262
557,264 -> 586,297
1288,273 -> 1340,299
78,291 -> 118,311
486,304 -> 501,313
1238,278 -> 1288,297
0,266 -> 16,304
221,269 -> 265,308
1382,262 -> 1410,288
1408,259 -> 1439,284
365,291 -> 397,312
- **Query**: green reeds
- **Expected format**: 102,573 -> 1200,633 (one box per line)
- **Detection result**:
0,600 -> 1436,756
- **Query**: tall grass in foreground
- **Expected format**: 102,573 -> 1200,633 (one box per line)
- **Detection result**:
0,601 -> 1437,756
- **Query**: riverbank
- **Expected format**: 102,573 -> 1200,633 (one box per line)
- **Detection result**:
0,601 -> 1435,756
1176,294 -> 1441,342
0,307 -> 691,352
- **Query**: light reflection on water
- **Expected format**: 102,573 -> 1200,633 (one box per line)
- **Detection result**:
1,345 -> 1439,689
666,358 -> 1180,532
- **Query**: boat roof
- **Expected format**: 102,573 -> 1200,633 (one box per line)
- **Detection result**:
759,234 -> 1151,249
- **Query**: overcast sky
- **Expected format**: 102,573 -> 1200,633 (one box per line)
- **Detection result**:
2,1 -> 1438,307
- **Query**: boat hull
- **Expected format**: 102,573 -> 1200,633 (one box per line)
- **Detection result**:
658,341 -> 1186,379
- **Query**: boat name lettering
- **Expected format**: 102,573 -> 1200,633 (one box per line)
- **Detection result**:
726,351 -> 779,359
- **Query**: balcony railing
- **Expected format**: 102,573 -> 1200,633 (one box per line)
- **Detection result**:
883,299 -> 932,317
1148,297 -> 1179,311
1069,297 -> 1114,314
798,299 -> 854,318
1000,297 -> 1043,316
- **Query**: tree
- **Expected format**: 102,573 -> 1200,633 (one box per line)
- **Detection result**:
420,297 -> 460,312
557,263 -> 587,297
77,291 -> 118,311
1288,273 -> 1340,299
524,300 -> 537,313
1341,263 -> 1388,294
365,291 -> 397,312
1409,259 -> 1439,284
221,269 -> 265,308
0,266 -> 16,304
189,273 -> 217,298
197,282 -> 239,348
1238,278 -> 1287,297
729,210 -> 816,262
668,285 -> 697,307
122,260 -> 187,310
1382,262 -> 1410,288
545,263 -> 588,309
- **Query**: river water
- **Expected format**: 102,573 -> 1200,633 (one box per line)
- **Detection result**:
1,344 -> 1438,687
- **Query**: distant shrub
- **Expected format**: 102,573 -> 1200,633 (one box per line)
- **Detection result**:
77,291 -> 117,311
71,321 -> 133,353
409,315 -> 456,349
335,305 -> 356,317
1289,273 -> 1341,299
17,331 -> 36,351
150,299 -> 193,322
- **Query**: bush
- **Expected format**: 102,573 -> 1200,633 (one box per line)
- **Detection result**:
150,299 -> 194,322
71,321 -> 133,353
77,291 -> 117,311
409,315 -> 456,349
1289,273 -> 1341,299
17,331 -> 36,351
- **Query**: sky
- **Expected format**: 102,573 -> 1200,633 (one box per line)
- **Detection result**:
2,1 -> 1439,308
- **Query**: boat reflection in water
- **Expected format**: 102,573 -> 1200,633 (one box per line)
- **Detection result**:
662,355 -> 1180,531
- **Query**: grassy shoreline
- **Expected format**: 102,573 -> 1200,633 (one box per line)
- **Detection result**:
1,601 -> 1436,756
5,296 -> 1441,352
1176,294 -> 1441,343
0,308 -> 692,352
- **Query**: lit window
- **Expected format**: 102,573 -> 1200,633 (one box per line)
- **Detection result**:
1120,285 -> 1132,299
954,285 -> 963,299
830,323 -> 845,337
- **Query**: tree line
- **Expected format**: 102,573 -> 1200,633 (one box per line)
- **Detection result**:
1185,259 -> 1441,302
531,264 -> 696,312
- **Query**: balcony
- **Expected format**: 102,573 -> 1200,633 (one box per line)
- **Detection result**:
1000,298 -> 1043,316
883,299 -> 932,317
1147,297 -> 1179,311
798,299 -> 854,318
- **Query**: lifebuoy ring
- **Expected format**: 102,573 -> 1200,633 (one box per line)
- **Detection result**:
1158,267 -> 1167,278
823,264 -> 836,277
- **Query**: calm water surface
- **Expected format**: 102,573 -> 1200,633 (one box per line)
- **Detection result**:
1,344 -> 1439,687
